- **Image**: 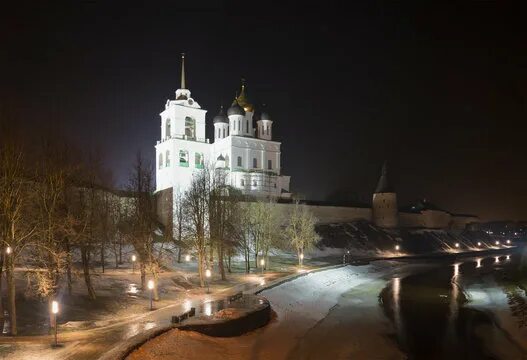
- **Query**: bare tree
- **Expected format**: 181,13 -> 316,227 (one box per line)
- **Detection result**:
284,202 -> 320,266
0,135 -> 36,335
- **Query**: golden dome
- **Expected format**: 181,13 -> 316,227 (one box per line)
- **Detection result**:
236,80 -> 254,112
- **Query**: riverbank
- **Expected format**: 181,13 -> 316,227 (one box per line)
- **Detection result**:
126,261 -> 431,359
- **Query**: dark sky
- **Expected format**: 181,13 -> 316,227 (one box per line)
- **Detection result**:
2,2 -> 526,221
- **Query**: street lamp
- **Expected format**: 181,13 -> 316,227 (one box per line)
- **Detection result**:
455,243 -> 460,248
395,245 -> 400,251
495,241 -> 500,246
205,269 -> 211,294
506,239 -> 511,245
147,280 -> 154,311
477,242 -> 482,247
51,300 -> 59,347
131,255 -> 136,274
260,258 -> 265,274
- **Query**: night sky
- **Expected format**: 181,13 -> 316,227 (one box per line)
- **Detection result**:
2,2 -> 526,221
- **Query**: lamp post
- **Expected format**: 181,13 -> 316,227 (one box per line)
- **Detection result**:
147,280 -> 154,311
205,269 -> 211,294
51,300 -> 59,347
260,258 -> 265,274
131,255 -> 136,274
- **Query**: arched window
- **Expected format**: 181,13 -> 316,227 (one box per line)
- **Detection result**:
268,159 -> 272,170
158,153 -> 163,169
222,128 -> 225,138
217,128 -> 220,138
237,156 -> 242,167
253,158 -> 257,168
253,180 -> 257,187
179,150 -> 189,167
165,150 -> 170,167
241,179 -> 245,186
185,117 -> 196,140
246,120 -> 249,133
195,152 -> 204,169
165,119 -> 171,139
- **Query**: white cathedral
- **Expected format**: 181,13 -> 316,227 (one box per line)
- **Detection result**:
155,55 -> 291,198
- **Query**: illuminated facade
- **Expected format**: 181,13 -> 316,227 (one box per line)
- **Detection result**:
155,54 -> 291,198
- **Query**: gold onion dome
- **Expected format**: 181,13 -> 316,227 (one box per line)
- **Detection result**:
236,79 -> 254,112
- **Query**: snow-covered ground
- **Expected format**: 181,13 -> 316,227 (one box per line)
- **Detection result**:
127,261 -> 421,360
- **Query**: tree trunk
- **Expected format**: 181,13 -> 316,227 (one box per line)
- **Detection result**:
198,249 -> 205,287
118,236 -> 123,264
140,262 -> 146,289
152,271 -> 159,301
100,238 -> 105,273
177,247 -> 182,263
81,246 -> 96,300
0,253 -> 5,332
65,239 -> 73,296
218,242 -> 226,280
228,254 -> 232,273
6,257 -> 17,335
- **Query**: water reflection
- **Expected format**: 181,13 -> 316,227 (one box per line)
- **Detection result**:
495,256 -> 500,263
476,258 -> 482,268
392,277 -> 403,339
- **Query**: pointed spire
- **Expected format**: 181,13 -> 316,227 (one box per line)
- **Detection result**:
375,161 -> 394,193
180,53 -> 186,89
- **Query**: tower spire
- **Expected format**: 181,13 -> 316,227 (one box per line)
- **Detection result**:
180,53 -> 186,89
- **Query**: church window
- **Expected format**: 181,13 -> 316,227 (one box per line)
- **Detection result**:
237,156 -> 242,167
165,150 -> 171,167
241,179 -> 245,186
222,128 -> 225,138
274,183 -> 277,188
253,180 -> 257,187
165,119 -> 171,139
195,152 -> 204,169
253,158 -> 257,168
179,150 -> 189,167
268,159 -> 272,170
158,153 -> 163,169
246,120 -> 249,133
217,128 -> 220,138
185,117 -> 196,140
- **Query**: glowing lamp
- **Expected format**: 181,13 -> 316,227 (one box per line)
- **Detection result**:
299,253 -> 304,260
205,269 -> 211,278
6,246 -> 12,255
455,243 -> 460,248
495,241 -> 500,246
185,254 -> 191,262
52,300 -> 59,314
131,255 -> 136,262
260,259 -> 265,266
506,240 -> 511,244
147,280 -> 154,290
395,245 -> 400,251
477,242 -> 481,246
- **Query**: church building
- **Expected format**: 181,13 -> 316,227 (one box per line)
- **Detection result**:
155,54 -> 291,198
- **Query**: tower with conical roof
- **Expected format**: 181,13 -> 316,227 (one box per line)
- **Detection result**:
372,162 -> 398,228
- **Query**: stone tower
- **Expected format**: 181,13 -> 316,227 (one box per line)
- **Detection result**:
372,162 -> 398,228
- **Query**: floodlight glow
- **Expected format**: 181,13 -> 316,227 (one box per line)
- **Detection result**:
495,241 -> 500,245
147,280 -> 154,290
260,259 -> 265,266
506,240 -> 511,244
477,242 -> 482,246
5,246 -> 12,255
52,300 -> 59,314
299,253 -> 304,260
205,269 -> 211,278
455,243 -> 460,248
185,254 -> 191,262
395,245 -> 400,251
131,255 -> 136,262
